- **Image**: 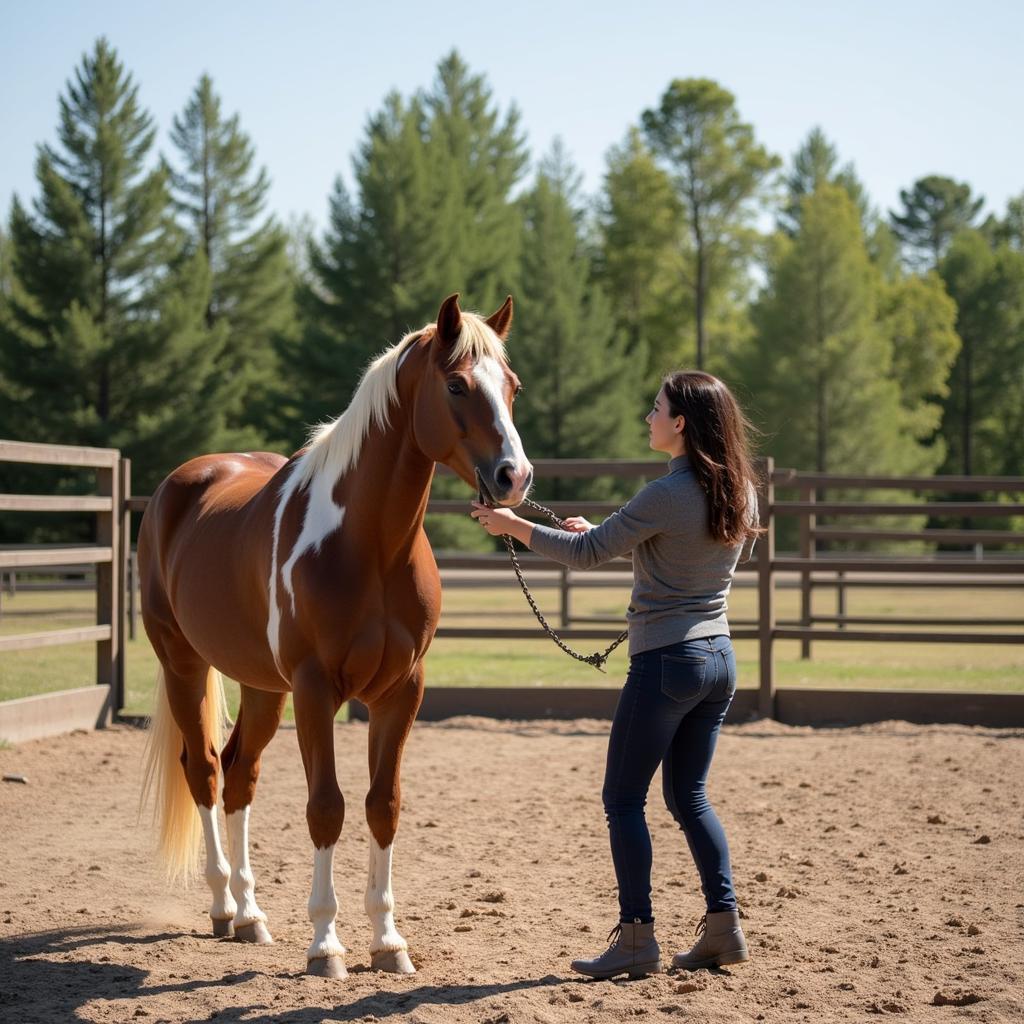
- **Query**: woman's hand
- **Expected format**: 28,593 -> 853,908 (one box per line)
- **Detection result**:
563,516 -> 595,533
470,501 -> 521,537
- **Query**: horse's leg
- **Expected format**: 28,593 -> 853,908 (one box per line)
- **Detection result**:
364,667 -> 424,974
293,663 -> 347,978
219,684 -> 287,944
197,802 -> 234,937
158,659 -> 232,934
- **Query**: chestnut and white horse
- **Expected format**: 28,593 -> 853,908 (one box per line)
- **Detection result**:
139,294 -> 532,978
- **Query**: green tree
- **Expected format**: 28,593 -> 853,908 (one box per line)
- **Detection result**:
168,74 -> 293,447
0,224 -> 11,301
938,230 -> 1024,475
889,175 -> 984,270
422,51 -> 528,312
513,142 -> 647,502
293,52 -> 527,428
594,128 -> 689,373
779,127 -> 869,236
739,186 -> 939,478
877,272 -> 961,455
292,91 -> 436,428
986,192 -> 1024,251
641,78 -> 779,369
0,38 -> 231,500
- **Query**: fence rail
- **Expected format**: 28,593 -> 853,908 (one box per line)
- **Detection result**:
0,440 -> 126,734
2,444 -> 1022,736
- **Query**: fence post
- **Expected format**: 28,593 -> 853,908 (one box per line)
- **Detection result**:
116,457 -> 131,714
95,458 -> 121,726
129,547 -> 138,642
757,458 -> 776,719
560,566 -> 572,628
799,485 -> 815,659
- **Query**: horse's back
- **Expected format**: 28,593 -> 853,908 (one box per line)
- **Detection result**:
144,452 -> 287,539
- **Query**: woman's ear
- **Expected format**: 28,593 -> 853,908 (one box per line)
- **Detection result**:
675,415 -> 686,435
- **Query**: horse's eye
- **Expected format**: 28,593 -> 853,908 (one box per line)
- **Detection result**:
447,381 -> 465,396
514,384 -> 523,398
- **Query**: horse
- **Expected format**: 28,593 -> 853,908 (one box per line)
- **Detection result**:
138,293 -> 532,979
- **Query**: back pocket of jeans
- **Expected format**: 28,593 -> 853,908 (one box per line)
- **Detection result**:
660,654 -> 707,703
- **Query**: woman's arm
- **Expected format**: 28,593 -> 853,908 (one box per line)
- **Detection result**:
471,483 -> 666,570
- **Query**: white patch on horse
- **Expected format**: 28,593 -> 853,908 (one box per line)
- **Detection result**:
308,844 -> 346,962
266,464 -> 299,671
472,356 -> 529,473
280,471 -> 346,614
365,840 -> 408,954
199,805 -> 236,925
266,460 -> 346,669
226,806 -> 267,928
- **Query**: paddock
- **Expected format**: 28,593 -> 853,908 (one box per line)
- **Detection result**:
1,714 -> 1019,1023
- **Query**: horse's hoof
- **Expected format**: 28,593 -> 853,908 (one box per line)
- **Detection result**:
211,918 -> 234,938
234,920 -> 273,944
371,948 -> 416,974
306,955 -> 348,979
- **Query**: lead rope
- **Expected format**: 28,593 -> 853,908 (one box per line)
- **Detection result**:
498,496 -> 628,673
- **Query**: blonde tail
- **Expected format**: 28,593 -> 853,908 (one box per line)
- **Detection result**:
139,666 -> 230,884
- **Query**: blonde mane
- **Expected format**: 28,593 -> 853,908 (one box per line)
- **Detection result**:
292,311 -> 507,489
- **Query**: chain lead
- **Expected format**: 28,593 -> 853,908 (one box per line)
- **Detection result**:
499,496 -> 628,672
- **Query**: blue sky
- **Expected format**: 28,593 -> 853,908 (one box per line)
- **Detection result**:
2,1 -> 1021,236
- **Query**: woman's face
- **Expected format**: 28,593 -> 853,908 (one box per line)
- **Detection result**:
645,385 -> 685,454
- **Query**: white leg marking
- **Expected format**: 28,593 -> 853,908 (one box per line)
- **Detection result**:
198,806 -> 236,923
226,806 -> 267,927
365,841 -> 408,954
307,844 -> 346,961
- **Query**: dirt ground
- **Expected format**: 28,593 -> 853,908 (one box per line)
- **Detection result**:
1,715 -> 1021,1023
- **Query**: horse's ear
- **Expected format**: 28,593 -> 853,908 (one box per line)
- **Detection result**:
435,293 -> 462,350
485,295 -> 514,340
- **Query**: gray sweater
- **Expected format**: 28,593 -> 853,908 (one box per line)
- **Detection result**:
528,455 -> 754,656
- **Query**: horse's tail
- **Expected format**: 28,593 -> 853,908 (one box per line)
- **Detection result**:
139,665 -> 229,884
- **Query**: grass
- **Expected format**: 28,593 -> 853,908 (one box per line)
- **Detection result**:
0,579 -> 1021,719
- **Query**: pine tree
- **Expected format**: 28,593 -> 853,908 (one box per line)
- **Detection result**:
877,271 -> 961,457
939,230 -> 1024,475
987,192 -> 1024,251
641,78 -> 779,369
738,186 -> 936,477
594,128 -> 689,374
889,175 -> 984,270
291,91 -> 436,429
0,224 -> 11,301
422,51 -> 528,312
779,127 -> 870,236
513,142 -> 647,503
168,74 -> 293,447
293,53 -> 527,429
0,39 -> 231,499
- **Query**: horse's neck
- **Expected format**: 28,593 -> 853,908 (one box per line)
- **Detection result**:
330,412 -> 435,560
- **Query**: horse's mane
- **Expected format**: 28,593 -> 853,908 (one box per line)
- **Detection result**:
292,311 -> 507,490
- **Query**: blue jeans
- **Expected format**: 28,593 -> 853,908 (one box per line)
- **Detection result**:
602,635 -> 738,923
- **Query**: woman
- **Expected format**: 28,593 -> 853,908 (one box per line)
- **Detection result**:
471,370 -> 761,980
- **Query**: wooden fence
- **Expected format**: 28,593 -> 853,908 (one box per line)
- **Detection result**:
2,443 -> 1023,738
0,440 -> 129,740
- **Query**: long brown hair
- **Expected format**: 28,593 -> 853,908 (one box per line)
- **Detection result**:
662,370 -> 763,546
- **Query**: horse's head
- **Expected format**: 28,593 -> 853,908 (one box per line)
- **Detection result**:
411,293 -> 533,508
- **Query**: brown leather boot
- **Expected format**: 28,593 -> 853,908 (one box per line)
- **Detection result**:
571,920 -> 662,980
672,910 -> 749,970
